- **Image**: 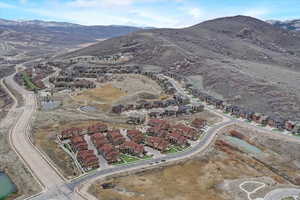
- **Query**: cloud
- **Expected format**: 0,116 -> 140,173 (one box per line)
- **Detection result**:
68,0 -> 161,8
2,0 -> 276,28
243,8 -> 270,18
0,2 -> 15,8
187,7 -> 203,18
20,0 -> 28,4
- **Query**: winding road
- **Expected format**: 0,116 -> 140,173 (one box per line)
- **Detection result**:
1,69 -> 300,200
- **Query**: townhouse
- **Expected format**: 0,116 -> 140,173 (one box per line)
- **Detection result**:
127,130 -> 145,144
191,118 -> 207,129
119,141 -> 146,157
87,123 -> 108,135
70,136 -> 88,152
147,126 -> 169,138
91,133 -> 109,148
77,150 -> 99,169
98,144 -> 120,164
145,136 -> 170,152
148,119 -> 170,130
171,124 -> 199,141
106,130 -> 126,145
60,127 -> 83,140
166,131 -> 189,147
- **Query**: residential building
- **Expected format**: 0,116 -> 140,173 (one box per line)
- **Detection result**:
145,136 -> 170,152
167,131 -> 189,147
70,136 -> 88,151
127,130 -> 145,144
106,130 -> 126,145
119,141 -> 146,157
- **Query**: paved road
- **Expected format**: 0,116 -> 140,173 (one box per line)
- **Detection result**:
3,71 -> 300,200
2,74 -> 77,199
3,69 -> 236,199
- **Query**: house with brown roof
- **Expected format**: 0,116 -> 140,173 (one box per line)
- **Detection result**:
106,130 -> 126,145
98,144 -> 120,164
60,127 -> 83,140
145,136 -> 170,152
191,118 -> 207,129
148,119 -> 170,130
77,150 -> 99,169
172,124 -> 199,140
127,130 -> 145,144
70,136 -> 88,151
147,126 -> 168,138
167,132 -> 189,147
87,123 -> 108,135
119,141 -> 146,157
91,133 -> 109,148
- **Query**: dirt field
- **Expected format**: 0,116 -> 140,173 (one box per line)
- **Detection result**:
75,84 -> 126,103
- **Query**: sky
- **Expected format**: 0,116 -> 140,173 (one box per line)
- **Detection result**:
0,0 -> 300,28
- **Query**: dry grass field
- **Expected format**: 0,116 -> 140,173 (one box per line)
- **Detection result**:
89,140 -> 287,200
34,125 -> 80,178
75,84 -> 126,103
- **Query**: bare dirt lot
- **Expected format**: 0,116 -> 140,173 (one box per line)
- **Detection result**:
89,125 -> 300,200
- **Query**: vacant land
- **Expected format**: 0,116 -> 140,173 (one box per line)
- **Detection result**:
75,84 -> 126,103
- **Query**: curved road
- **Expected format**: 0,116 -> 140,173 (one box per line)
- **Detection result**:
2,71 -> 300,200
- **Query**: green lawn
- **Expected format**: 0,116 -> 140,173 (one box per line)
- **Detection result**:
21,72 -> 39,91
165,147 -> 178,154
141,155 -> 153,160
120,154 -> 140,163
281,197 -> 295,200
112,160 -> 126,165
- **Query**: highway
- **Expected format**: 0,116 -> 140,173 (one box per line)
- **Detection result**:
2,70 -> 300,200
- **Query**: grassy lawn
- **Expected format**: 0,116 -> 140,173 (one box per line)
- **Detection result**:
175,146 -> 189,151
165,147 -> 179,154
141,155 -> 153,160
112,160 -> 126,165
120,154 -> 140,163
21,72 -> 39,91
281,197 -> 295,200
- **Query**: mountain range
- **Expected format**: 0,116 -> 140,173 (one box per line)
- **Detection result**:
267,19 -> 300,31
60,15 -> 300,121
0,18 -> 143,61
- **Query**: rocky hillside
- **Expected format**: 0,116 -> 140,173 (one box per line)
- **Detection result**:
268,19 -> 300,31
60,15 -> 300,121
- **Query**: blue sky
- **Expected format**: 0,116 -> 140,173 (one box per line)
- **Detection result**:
0,0 -> 300,28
